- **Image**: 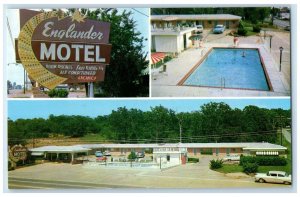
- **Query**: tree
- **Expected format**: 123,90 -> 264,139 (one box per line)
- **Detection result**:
83,9 -> 149,97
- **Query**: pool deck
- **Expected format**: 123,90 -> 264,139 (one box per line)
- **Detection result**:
151,35 -> 290,97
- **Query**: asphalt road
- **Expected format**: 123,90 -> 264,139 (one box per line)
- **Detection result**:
283,128 -> 291,143
8,177 -> 138,189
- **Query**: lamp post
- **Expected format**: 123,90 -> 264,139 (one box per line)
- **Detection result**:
269,35 -> 273,50
279,46 -> 284,72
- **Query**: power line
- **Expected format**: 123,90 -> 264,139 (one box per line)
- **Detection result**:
131,8 -> 149,18
8,131 -> 278,144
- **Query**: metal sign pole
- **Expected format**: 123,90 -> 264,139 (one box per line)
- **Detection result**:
89,82 -> 94,98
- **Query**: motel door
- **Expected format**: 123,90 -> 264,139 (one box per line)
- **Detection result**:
181,153 -> 187,165
183,34 -> 187,49
226,21 -> 229,28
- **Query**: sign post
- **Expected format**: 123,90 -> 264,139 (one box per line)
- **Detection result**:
9,145 -> 28,164
16,9 -> 112,93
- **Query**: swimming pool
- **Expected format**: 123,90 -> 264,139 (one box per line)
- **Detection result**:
180,48 -> 271,91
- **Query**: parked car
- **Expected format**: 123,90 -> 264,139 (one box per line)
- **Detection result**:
255,171 -> 291,185
223,154 -> 240,161
136,152 -> 145,158
213,24 -> 225,34
196,25 -> 203,33
284,25 -> 290,31
95,151 -> 103,157
96,156 -> 107,161
104,150 -> 111,156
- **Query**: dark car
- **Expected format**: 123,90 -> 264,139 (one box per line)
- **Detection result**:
284,26 -> 290,31
136,152 -> 145,158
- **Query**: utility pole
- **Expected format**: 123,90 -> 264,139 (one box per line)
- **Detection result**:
179,120 -> 182,143
275,115 -> 285,145
176,113 -> 183,143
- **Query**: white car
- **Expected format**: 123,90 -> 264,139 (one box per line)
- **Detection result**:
196,25 -> 203,33
223,154 -> 240,161
255,171 -> 291,185
103,150 -> 111,156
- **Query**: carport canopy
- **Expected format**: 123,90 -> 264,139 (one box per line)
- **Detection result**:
30,146 -> 91,162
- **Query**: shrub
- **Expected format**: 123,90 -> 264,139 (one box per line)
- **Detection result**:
243,162 -> 259,174
201,149 -> 213,155
237,27 -> 247,36
8,161 -> 14,171
163,55 -> 172,63
48,89 -> 69,98
240,156 -> 287,166
210,159 -> 223,169
253,25 -> 261,33
144,149 -> 153,154
188,157 -> 199,163
237,21 -> 247,36
127,152 -> 137,160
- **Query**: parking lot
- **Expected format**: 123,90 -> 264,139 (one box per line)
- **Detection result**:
7,159 -> 291,190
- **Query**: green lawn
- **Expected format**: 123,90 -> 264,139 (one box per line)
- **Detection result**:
215,164 -> 243,173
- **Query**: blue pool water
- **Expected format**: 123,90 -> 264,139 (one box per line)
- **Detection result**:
183,48 -> 270,91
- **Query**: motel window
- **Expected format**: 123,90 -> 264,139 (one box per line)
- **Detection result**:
194,148 -> 197,155
208,21 -> 212,24
232,148 -> 236,153
226,148 -> 230,155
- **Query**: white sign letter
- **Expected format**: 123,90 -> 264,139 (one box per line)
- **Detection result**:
40,43 -> 56,60
57,44 -> 71,61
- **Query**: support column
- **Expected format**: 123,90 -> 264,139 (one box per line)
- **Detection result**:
71,153 -> 74,164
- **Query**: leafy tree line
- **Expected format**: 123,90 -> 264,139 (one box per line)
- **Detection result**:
8,102 -> 290,145
151,7 -> 281,25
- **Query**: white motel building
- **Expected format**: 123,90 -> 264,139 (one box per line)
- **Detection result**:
29,142 -> 287,166
151,14 -> 242,54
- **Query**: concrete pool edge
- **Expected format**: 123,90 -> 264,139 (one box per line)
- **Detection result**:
177,47 -> 274,92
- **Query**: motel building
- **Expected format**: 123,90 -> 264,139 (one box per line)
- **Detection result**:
151,14 -> 241,54
29,142 -> 287,166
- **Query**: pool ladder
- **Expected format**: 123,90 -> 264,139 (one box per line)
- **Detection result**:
221,77 -> 226,90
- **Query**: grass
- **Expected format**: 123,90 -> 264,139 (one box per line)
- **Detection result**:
258,165 -> 291,174
243,27 -> 259,36
80,133 -> 108,142
214,164 -> 243,173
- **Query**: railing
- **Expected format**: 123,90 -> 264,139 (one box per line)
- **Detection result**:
153,147 -> 180,152
83,161 -> 179,170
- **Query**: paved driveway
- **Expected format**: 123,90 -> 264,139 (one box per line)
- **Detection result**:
7,161 -> 291,189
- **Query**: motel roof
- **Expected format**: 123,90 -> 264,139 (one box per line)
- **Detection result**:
29,145 -> 91,153
29,142 -> 286,153
151,14 -> 242,21
79,143 -> 286,150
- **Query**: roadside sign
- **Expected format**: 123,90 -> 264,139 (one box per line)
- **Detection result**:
16,9 -> 112,89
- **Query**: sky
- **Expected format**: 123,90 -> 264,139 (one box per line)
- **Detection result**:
8,98 -> 290,120
4,8 -> 149,85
